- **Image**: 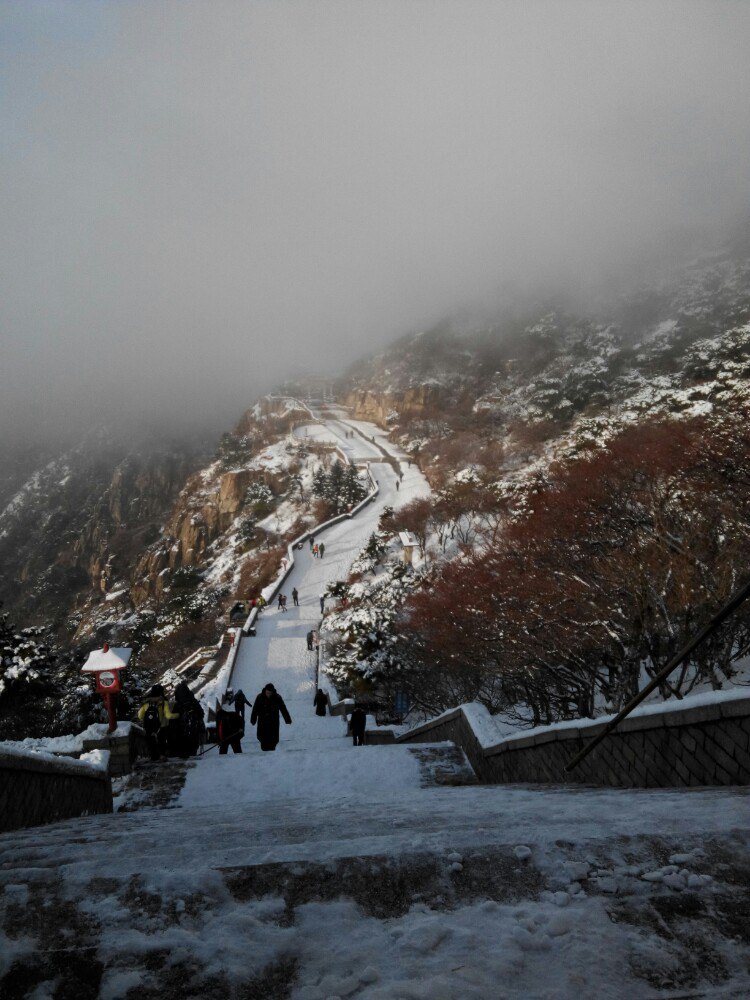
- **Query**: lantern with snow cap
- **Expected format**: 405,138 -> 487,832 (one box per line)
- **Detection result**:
81,643 -> 131,733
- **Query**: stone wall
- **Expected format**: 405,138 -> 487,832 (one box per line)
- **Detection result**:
0,751 -> 113,833
397,697 -> 750,788
81,724 -> 149,777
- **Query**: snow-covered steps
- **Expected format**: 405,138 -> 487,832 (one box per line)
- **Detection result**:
113,759 -> 194,812
408,743 -> 477,787
177,742 -> 473,808
2,800 -> 748,999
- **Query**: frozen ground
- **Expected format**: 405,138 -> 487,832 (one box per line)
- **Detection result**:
1,779 -> 749,999
1,410 -> 748,999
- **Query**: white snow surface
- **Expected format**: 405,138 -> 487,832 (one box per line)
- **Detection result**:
0,741 -> 109,774
0,721 -> 132,757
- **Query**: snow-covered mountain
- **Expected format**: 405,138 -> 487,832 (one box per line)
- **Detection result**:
4,231 -> 750,738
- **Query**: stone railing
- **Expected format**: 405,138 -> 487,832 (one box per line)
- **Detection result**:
0,749 -> 113,833
397,695 -> 750,788
79,723 -> 149,778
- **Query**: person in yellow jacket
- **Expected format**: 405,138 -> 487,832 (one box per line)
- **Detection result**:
138,684 -> 180,761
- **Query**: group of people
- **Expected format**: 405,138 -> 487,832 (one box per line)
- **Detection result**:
138,679 -> 369,760
215,683 -> 292,753
312,688 -> 366,745
309,536 -> 326,559
276,587 -> 300,612
137,681 -> 206,762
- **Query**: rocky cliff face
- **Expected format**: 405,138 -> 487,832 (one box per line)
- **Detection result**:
130,467 -> 249,601
343,383 -> 449,424
0,433 -> 208,628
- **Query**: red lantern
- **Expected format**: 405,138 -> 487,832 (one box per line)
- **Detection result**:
82,643 -> 131,733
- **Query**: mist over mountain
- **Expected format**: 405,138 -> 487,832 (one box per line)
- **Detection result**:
3,2 -> 750,447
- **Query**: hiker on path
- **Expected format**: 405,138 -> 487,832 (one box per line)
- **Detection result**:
250,683 -> 292,751
313,544 -> 319,558
216,704 -> 244,754
233,688 -> 251,721
318,542 -> 325,559
292,587 -> 299,606
350,706 -> 367,747
174,681 -> 204,758
278,593 -> 287,612
309,536 -> 315,551
313,688 -> 328,717
138,684 -> 180,761
258,595 -> 267,611
306,629 -> 315,651
396,480 -> 399,492
319,594 -> 325,614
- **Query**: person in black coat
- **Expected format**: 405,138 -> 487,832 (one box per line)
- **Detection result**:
216,705 -> 244,754
350,706 -> 367,746
250,683 -> 292,751
233,688 -> 251,721
313,688 -> 328,717
174,681 -> 205,758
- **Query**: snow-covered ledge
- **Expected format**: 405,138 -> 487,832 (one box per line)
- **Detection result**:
397,691 -> 750,789
0,744 -> 113,832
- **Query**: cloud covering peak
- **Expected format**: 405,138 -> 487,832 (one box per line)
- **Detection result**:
2,1 -> 750,443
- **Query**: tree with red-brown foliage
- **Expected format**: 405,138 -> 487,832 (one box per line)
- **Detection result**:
398,411 -> 750,722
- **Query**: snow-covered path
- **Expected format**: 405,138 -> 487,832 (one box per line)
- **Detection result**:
226,409 -> 428,760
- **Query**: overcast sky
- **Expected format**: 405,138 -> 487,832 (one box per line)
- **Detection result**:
2,1 -> 750,445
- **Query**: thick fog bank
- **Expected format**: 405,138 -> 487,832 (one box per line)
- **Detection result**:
2,1 -> 750,446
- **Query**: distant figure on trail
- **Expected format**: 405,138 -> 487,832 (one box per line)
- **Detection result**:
318,542 -> 325,559
306,629 -> 315,651
313,544 -> 319,558
216,704 -> 244,754
138,685 -> 180,762
395,480 -> 399,492
278,593 -> 287,612
250,683 -> 292,751
233,688 -> 251,721
314,688 -> 328,716
319,593 -> 325,614
309,536 -> 315,550
258,595 -> 267,611
350,706 -> 367,747
292,587 -> 299,606
174,681 -> 205,758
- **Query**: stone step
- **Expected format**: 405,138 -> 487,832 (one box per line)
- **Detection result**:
406,743 -> 477,787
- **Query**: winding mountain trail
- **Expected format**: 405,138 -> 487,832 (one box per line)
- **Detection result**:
197,409 -> 432,796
